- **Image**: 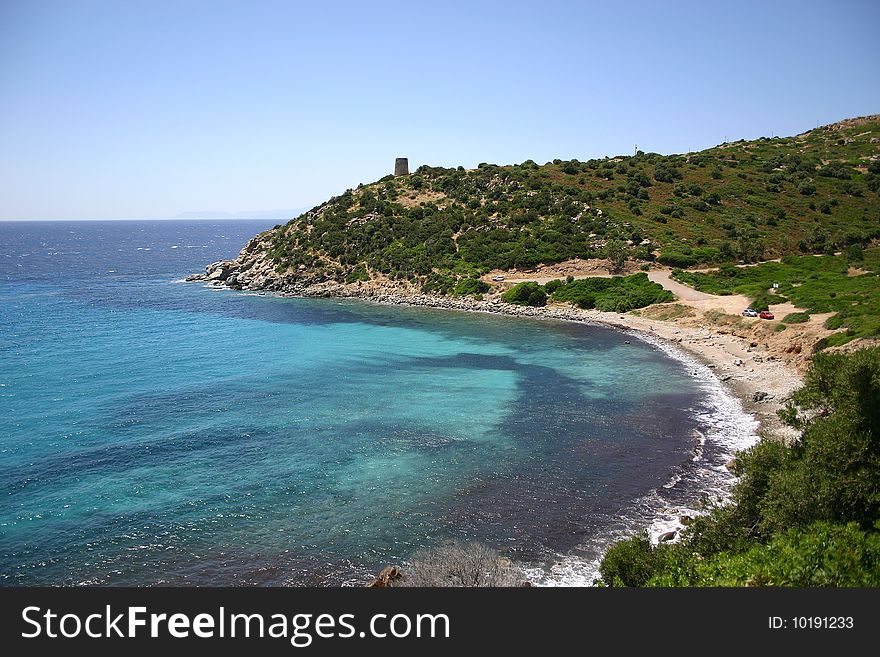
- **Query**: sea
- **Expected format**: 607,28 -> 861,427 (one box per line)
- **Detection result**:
0,220 -> 758,586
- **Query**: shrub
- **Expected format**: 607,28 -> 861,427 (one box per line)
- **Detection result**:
398,542 -> 525,587
844,244 -> 864,262
551,273 -> 672,312
344,264 -> 370,283
501,282 -> 547,306
781,312 -> 810,324
543,279 -> 564,295
598,533 -> 657,586
657,252 -> 698,268
453,277 -> 490,296
799,182 -> 816,196
685,522 -> 880,587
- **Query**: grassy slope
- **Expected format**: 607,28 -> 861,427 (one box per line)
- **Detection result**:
258,115 -> 879,343
264,114 -> 879,289
673,247 -> 880,345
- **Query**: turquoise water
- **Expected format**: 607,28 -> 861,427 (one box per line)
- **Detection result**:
0,221 -> 739,585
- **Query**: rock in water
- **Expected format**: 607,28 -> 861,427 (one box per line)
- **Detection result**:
368,566 -> 403,587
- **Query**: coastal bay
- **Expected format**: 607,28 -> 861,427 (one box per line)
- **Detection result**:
1,220 -> 760,586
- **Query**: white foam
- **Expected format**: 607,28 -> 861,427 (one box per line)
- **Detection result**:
528,332 -> 760,586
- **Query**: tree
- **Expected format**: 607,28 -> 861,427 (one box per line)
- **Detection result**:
605,240 -> 629,274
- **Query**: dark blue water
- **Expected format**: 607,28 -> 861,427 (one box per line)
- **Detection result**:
0,220 -> 748,586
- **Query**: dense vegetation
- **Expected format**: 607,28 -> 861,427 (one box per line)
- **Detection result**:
262,115 -> 880,294
672,247 -> 880,346
500,273 -> 673,312
598,347 -> 880,586
549,273 -> 674,312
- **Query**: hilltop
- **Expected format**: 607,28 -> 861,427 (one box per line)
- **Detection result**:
230,114 -> 877,285
191,115 -> 880,363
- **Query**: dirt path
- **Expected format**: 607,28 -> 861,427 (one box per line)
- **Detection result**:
647,270 -> 753,314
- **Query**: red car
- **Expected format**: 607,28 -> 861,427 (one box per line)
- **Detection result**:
759,311 -> 775,320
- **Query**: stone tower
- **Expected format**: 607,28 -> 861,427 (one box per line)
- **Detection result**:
394,157 -> 409,176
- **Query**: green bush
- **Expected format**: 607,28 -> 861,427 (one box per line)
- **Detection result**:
551,273 -> 673,312
657,252 -> 698,268
668,522 -> 880,586
781,312 -> 810,324
344,263 -> 370,283
453,277 -> 490,296
598,533 -> 657,586
501,282 -> 546,306
543,279 -> 564,295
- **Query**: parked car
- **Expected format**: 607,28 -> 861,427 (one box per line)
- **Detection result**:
741,309 -> 758,317
759,310 -> 775,320
491,275 -> 505,281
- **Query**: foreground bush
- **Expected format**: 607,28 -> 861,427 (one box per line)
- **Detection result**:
501,282 -> 547,306
397,542 -> 525,587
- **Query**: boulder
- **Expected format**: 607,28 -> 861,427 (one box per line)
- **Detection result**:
368,566 -> 403,588
752,391 -> 770,402
658,531 -> 677,543
206,262 -> 234,282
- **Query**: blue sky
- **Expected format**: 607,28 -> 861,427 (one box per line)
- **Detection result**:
1,0 -> 878,220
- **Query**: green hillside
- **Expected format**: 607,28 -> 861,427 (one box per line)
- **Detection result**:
265,115 -> 880,292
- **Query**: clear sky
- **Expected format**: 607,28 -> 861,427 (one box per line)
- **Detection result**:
1,0 -> 878,220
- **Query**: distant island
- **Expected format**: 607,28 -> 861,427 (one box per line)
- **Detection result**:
190,115 -> 880,586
